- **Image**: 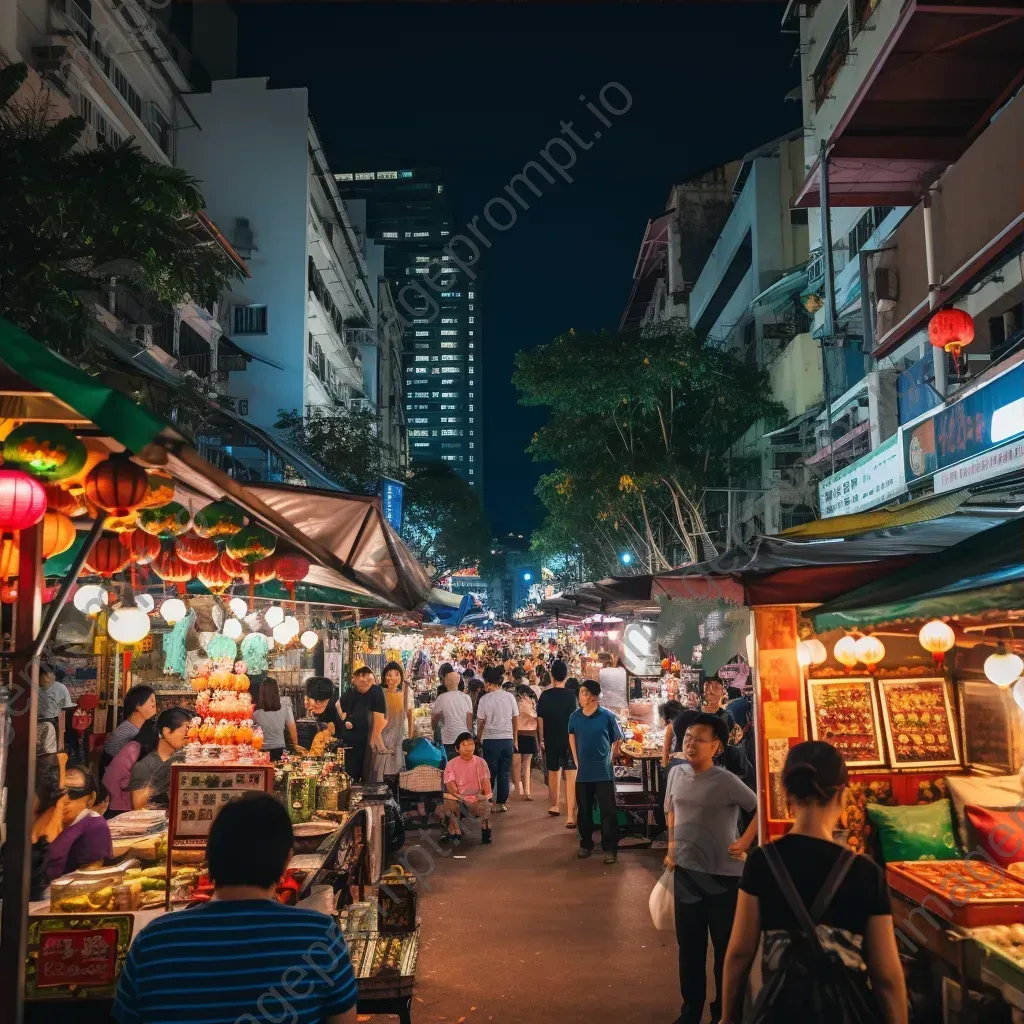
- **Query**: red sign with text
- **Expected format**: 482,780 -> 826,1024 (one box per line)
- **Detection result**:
36,927 -> 119,989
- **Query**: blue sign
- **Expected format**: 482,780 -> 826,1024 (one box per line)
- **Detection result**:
897,355 -> 941,425
903,362 -> 1024,484
380,478 -> 405,532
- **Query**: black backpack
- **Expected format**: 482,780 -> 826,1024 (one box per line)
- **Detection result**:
748,844 -> 883,1024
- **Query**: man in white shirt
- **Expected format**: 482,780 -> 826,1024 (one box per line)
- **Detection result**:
476,666 -> 519,812
431,669 -> 474,758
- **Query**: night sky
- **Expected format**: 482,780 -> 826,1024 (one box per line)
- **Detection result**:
237,2 -> 799,537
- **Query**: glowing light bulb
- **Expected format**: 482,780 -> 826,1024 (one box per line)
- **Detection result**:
74,584 -> 108,617
984,644 -> 1024,688
107,606 -> 151,644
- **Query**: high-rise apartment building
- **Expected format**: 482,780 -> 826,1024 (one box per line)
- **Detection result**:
335,169 -> 481,492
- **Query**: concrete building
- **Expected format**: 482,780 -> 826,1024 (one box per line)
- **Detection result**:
177,77 -> 374,438
335,168 -> 482,492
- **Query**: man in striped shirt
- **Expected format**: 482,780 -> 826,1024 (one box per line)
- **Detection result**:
113,793 -> 358,1024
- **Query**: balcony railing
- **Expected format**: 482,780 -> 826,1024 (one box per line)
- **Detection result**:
308,257 -> 345,337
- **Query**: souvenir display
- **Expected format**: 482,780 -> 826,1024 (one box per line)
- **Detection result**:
806,677 -> 885,767
878,678 -> 960,768
887,861 -> 1024,927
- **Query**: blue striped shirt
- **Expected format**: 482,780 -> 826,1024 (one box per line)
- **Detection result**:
112,900 -> 358,1024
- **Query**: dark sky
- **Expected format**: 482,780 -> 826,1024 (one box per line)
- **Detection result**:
237,2 -> 799,537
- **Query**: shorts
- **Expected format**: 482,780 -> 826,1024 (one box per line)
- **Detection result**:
516,734 -> 538,755
545,745 -> 576,771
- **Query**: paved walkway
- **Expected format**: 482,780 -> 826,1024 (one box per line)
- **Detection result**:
376,778 -> 684,1024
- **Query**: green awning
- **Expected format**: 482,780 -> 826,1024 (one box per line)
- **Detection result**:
0,317 -> 177,454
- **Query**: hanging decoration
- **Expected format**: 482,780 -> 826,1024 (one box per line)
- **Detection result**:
139,470 -> 175,509
151,548 -> 194,594
274,553 -> 310,603
83,454 -> 149,517
221,550 -> 249,580
240,632 -> 270,674
226,525 -> 277,565
175,531 -> 219,565
74,584 -> 108,617
0,536 -> 19,580
162,609 -> 194,676
854,634 -> 885,669
1,583 -> 17,604
1013,678 -> 1024,713
833,635 -> 859,669
300,630 -> 319,650
43,483 -> 87,518
138,502 -> 191,538
120,529 -> 161,566
100,511 -> 139,534
264,605 -> 285,628
159,596 -> 187,625
197,559 -> 233,594
41,511 -> 76,559
3,423 -> 87,483
59,437 -> 110,492
0,468 -> 47,531
918,620 -> 955,667
928,307 -> 974,370
135,593 -> 155,613
983,643 -> 1023,688
250,555 -> 277,586
228,597 -> 248,619
222,618 -> 243,640
83,535 -> 130,578
272,621 -> 295,646
207,633 -> 238,662
106,606 -> 151,645
193,501 -> 245,540
796,638 -> 827,668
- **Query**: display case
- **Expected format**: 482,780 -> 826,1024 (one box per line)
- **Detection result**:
887,861 -> 1024,928
806,677 -> 886,767
877,677 -> 960,769
959,680 -> 1022,775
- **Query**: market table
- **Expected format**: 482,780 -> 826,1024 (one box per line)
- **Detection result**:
613,752 -> 664,842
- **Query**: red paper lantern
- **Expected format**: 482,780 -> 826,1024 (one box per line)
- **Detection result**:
0,469 -> 47,531
197,559 -> 233,594
175,531 -> 219,565
84,535 -> 130,578
0,536 -> 19,579
120,529 -> 161,565
221,550 -> 249,579
44,484 -> 87,518
84,454 -> 150,517
1,583 -> 17,604
152,547 -> 194,595
250,555 -> 278,585
274,553 -> 310,601
41,511 -> 76,559
929,308 -> 975,357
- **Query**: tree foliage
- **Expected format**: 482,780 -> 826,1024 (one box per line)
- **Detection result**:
514,319 -> 785,573
0,62 -> 242,365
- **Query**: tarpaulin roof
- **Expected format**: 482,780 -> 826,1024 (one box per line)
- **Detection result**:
778,489 -> 971,539
812,516 -> 1024,630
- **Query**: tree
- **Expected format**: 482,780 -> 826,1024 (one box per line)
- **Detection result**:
514,319 -> 785,572
0,62 -> 242,367
402,462 -> 493,582
275,407 -> 398,493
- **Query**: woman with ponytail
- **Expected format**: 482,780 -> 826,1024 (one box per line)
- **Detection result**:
721,741 -> 907,1023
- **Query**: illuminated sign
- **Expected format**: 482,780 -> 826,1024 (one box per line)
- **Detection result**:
381,477 -> 405,532
819,433 -> 905,517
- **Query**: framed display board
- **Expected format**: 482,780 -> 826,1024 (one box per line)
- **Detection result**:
959,679 -> 1021,774
25,914 -> 134,1000
168,765 -> 274,846
877,677 -> 961,769
806,677 -> 886,768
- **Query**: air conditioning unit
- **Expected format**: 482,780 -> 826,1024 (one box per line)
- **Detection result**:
231,218 -> 257,257
129,324 -> 153,347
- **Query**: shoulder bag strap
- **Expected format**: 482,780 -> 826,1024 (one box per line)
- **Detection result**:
762,843 -> 825,955
809,847 -> 857,921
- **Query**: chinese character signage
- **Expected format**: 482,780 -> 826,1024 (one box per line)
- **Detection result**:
818,433 -> 905,518
169,765 -> 273,842
904,361 -> 1024,485
26,915 -> 133,1000
380,477 -> 404,533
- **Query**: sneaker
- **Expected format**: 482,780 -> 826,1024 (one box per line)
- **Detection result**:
495,803 -> 509,813
603,851 -> 618,865
577,847 -> 593,859
481,827 -> 492,845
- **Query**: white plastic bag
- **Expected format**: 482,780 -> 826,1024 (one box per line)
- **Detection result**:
649,869 -> 675,932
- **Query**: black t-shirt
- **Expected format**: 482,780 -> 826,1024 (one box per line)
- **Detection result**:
536,687 -> 578,747
314,700 -> 345,740
339,684 -> 386,743
740,834 -> 891,935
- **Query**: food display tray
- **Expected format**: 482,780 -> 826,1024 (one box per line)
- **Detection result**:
351,928 -> 419,997
887,861 -> 1024,928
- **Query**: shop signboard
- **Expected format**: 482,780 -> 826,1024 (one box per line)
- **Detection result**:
25,915 -> 134,1000
897,354 -> 941,425
818,432 -> 905,518
903,362 -> 1024,485
380,477 -> 404,532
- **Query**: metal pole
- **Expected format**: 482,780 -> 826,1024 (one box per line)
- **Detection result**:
0,521 -> 43,1024
818,140 -> 838,478
922,187 -> 947,397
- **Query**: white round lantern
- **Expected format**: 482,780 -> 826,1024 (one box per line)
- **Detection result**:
159,597 -> 187,625
805,638 -> 827,666
300,629 -> 319,650
272,621 -> 293,645
74,584 -> 108,618
134,593 -> 155,614
984,644 -> 1024,688
107,606 -> 151,644
222,618 -> 242,640
264,605 -> 284,628
919,620 -> 955,666
833,635 -> 859,669
228,597 -> 248,619
283,615 -> 299,638
797,641 -> 813,667
854,634 -> 886,667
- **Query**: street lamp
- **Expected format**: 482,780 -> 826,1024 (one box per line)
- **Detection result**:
620,552 -> 633,566
523,572 -> 532,582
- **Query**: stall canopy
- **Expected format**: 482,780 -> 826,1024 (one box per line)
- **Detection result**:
0,318 -> 430,611
812,516 -> 1024,630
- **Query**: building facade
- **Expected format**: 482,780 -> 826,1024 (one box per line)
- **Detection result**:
335,168 -> 482,492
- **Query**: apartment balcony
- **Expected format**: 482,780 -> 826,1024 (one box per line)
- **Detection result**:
795,0 -> 1024,209
867,88 -> 1024,359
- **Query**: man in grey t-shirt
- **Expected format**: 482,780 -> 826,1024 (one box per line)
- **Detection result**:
662,713 -> 757,1024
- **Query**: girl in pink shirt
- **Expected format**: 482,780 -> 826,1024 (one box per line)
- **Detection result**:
442,733 -> 493,844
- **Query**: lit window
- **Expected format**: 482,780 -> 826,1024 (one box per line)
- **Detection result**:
468,317 -> 475,323
469,304 -> 475,310
354,171 -> 374,181
468,405 -> 474,411
440,230 -> 450,236
411,267 -> 429,275
469,331 -> 474,336
468,355 -> 474,361
415,256 -> 430,263
469,469 -> 474,475
438,185 -> 444,193
376,170 -> 398,180
413,318 -> 430,324
413,231 -> 430,238
415,331 -> 430,337
441,318 -> 457,324
441,354 -> 460,361
381,231 -> 398,239
468,292 -> 475,299
442,392 -> 458,398
441,330 -> 458,336
336,172 -> 354,181
469,456 -> 474,462
414,355 -> 429,362
409,429 -> 428,437
415,344 -> 429,350
414,442 -> 431,448
469,443 -> 475,449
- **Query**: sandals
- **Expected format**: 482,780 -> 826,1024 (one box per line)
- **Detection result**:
547,808 -> 561,816
565,820 -> 577,829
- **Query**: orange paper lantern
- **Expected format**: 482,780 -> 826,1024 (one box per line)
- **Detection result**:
0,535 -> 19,579
44,484 -> 87,518
197,559 -> 233,594
221,550 -> 249,580
175,531 -> 219,565
84,455 -> 150,517
274,553 -> 310,601
152,547 -> 194,595
120,529 -> 161,565
41,511 -> 76,559
250,555 -> 277,585
83,535 -> 130,578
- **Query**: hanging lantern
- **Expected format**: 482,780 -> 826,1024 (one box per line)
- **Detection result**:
226,525 -> 277,565
984,643 -> 1023,688
151,548 -> 194,595
101,511 -> 138,534
854,634 -> 886,668
139,470 -> 175,510
797,641 -> 813,667
44,484 -> 87,518
175,531 -> 219,565
274,553 -> 310,602
264,605 -> 285,628
221,550 -> 249,580
3,423 -> 87,483
805,638 -> 827,665
197,559 -> 232,594
138,502 -> 191,538
74,584 -> 108,617
228,596 -> 248,619
282,615 -> 300,640
918,620 -> 955,667
272,621 -> 294,646
107,606 -> 151,645
300,629 -> 319,650
222,618 -> 243,640
929,308 -> 974,359
135,593 -> 155,614
83,454 -> 149,517
41,511 -> 76,559
193,501 -> 245,541
0,468 -> 47,532
84,535 -> 130,578
159,596 -> 187,625
1,583 -> 17,604
250,555 -> 277,585
834,635 -> 859,669
120,529 -> 161,566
